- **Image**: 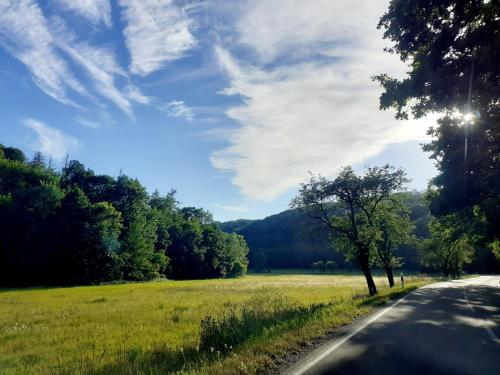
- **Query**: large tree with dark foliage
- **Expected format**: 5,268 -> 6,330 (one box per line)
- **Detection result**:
291,165 -> 408,295
376,0 -> 500,261
0,146 -> 249,286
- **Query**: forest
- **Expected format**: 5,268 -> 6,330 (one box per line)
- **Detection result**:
0,145 -> 249,286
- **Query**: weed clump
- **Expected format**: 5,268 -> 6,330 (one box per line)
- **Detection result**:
199,295 -> 327,353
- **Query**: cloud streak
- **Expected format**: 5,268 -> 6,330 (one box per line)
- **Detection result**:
23,118 -> 80,160
55,0 -> 112,27
0,0 -> 86,105
120,0 -> 197,76
161,100 -> 194,121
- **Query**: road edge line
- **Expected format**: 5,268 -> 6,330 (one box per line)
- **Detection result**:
288,290 -> 415,375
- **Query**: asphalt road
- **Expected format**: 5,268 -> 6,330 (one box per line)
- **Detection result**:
283,276 -> 500,375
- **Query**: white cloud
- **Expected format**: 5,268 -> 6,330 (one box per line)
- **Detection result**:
74,116 -> 100,129
23,118 -> 80,160
125,84 -> 151,104
119,0 -> 197,76
0,0 -> 86,105
0,1 -> 137,115
210,0 -> 434,200
55,0 -> 112,27
161,100 -> 194,121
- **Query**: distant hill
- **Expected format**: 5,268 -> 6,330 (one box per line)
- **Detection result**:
219,209 -> 347,269
219,192 -> 433,271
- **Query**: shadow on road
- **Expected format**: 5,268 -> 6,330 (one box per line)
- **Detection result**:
308,279 -> 500,375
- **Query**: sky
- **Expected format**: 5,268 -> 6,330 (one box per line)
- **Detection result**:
0,0 -> 438,222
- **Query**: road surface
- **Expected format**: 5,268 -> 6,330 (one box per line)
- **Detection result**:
283,276 -> 500,375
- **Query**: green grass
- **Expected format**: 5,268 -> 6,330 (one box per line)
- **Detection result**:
0,273 -> 434,375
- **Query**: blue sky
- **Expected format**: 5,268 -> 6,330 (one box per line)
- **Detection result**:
0,0 -> 437,222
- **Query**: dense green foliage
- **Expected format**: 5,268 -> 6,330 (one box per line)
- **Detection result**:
376,0 -> 499,265
0,145 -> 248,286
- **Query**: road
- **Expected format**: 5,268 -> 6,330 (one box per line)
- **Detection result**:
283,276 -> 500,375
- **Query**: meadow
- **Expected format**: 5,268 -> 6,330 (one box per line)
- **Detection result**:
0,272 -> 433,375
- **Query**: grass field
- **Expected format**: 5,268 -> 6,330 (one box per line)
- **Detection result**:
0,272 -> 434,375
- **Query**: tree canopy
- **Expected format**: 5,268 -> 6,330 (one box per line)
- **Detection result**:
291,165 -> 408,295
376,0 -> 499,260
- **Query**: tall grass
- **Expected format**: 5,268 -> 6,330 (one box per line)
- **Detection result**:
0,273 -> 433,375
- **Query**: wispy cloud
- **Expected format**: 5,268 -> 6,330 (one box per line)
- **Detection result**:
23,118 -> 80,160
0,1 -> 141,116
210,0 -> 432,200
50,17 -> 134,116
74,116 -> 100,129
0,0 -> 86,105
125,84 -> 151,104
55,0 -> 112,27
161,100 -> 194,121
119,0 -> 197,76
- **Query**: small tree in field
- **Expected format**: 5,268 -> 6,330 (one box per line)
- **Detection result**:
291,165 -> 408,295
374,198 -> 415,287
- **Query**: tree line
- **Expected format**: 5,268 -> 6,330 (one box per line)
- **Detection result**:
0,145 -> 249,287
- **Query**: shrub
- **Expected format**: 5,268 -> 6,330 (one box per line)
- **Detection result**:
228,260 -> 247,278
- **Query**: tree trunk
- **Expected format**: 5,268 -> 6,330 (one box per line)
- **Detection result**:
359,253 -> 377,295
385,266 -> 395,287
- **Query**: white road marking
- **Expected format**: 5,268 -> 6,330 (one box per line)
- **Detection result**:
288,291 -> 413,375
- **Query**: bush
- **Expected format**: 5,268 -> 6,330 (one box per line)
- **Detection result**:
228,260 -> 247,278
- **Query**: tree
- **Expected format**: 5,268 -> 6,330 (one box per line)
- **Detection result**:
0,145 -> 26,162
376,0 -> 500,258
181,207 -> 214,224
50,188 -> 123,285
30,152 -> 45,168
167,220 -> 205,279
376,0 -> 498,119
221,232 -> 249,278
374,199 -> 415,287
0,157 -> 64,285
291,165 -> 408,295
420,215 -> 474,278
